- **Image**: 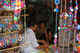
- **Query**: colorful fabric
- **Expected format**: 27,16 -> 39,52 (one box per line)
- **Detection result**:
0,0 -> 25,10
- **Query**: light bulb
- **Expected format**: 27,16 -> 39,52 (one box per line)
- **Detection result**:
55,33 -> 57,38
58,27 -> 60,29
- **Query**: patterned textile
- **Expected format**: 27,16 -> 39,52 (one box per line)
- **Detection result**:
0,0 -> 25,10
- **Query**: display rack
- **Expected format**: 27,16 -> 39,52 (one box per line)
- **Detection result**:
57,0 -> 79,53
0,0 -> 29,53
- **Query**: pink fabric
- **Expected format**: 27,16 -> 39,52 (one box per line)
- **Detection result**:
21,2 -> 24,8
14,9 -> 21,14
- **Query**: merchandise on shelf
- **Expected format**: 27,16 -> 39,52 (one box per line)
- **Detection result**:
0,0 -> 26,51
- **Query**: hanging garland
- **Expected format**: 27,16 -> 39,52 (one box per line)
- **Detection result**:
58,0 -> 74,32
74,0 -> 78,25
53,0 -> 60,53
54,0 -> 60,44
54,0 -> 60,13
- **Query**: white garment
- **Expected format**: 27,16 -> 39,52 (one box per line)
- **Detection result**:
23,28 -> 39,53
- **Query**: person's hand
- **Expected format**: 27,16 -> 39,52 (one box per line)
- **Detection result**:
36,46 -> 41,49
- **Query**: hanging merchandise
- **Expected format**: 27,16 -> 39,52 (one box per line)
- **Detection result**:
54,0 -> 60,5
5,36 -> 11,47
54,0 -> 60,53
59,12 -> 70,32
0,38 -> 7,49
67,0 -> 73,30
77,24 -> 80,30
21,0 -> 25,8
76,33 -> 80,41
14,12 -> 21,25
74,0 -> 78,25
69,7 -> 74,12
73,0 -> 79,53
10,33 -> 17,46
14,21 -> 18,24
59,6 -> 73,32
54,5 -> 59,13
58,0 -> 62,32
3,0 -> 11,10
12,24 -> 18,31
3,0 -> 25,10
54,0 -> 60,13
13,0 -> 25,10
14,9 -> 21,15
11,0 -> 16,10
0,0 -> 4,8
13,15 -> 18,24
74,0 -> 78,41
54,8 -> 59,13
58,0 -> 74,53
54,0 -> 59,45
14,16 -> 18,21
62,0 -> 68,31
54,33 -> 57,44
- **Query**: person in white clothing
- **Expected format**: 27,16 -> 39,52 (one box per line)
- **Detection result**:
23,23 -> 40,53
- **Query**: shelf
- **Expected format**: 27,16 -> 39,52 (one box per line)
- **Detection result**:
21,14 -> 29,16
5,31 -> 19,34
21,7 -> 28,10
0,45 -> 24,51
0,31 -> 19,36
0,6 -> 26,52
0,14 -> 29,18
0,16 -> 10,19
0,8 -> 13,12
0,7 -> 28,11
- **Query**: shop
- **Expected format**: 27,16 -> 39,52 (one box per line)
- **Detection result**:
0,0 -> 80,53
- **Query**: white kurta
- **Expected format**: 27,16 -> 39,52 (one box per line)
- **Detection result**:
23,28 -> 39,53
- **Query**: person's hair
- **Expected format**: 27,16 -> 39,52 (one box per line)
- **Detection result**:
39,21 -> 46,27
27,22 -> 38,27
39,21 -> 45,24
47,28 -> 52,34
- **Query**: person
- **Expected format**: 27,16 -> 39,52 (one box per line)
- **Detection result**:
36,21 -> 49,53
23,22 -> 49,53
38,21 -> 48,42
23,23 -> 40,53
37,21 -> 53,45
